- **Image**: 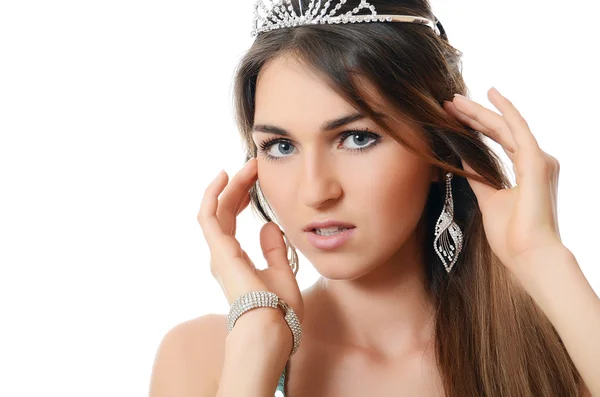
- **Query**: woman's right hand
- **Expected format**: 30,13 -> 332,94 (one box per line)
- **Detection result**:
197,158 -> 304,324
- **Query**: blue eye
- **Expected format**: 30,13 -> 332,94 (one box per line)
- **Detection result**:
340,132 -> 377,150
265,140 -> 296,158
258,129 -> 382,162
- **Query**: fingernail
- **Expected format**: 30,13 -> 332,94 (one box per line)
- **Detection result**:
491,86 -> 501,96
215,170 -> 224,179
454,93 -> 470,101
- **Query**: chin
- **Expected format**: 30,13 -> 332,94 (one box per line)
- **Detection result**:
302,250 -> 379,281
317,265 -> 380,281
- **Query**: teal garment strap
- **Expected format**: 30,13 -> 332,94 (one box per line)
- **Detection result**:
274,361 -> 287,396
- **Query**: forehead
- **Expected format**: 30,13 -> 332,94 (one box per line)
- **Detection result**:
254,55 -> 360,126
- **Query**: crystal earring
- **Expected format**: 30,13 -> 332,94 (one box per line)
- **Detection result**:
281,230 -> 299,276
434,173 -> 464,273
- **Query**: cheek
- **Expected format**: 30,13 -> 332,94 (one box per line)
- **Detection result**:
256,164 -> 295,222
355,157 -> 432,239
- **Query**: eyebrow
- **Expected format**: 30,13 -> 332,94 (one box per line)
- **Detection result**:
252,112 -> 385,136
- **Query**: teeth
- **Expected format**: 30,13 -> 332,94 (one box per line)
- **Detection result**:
314,227 -> 349,236
318,226 -> 345,233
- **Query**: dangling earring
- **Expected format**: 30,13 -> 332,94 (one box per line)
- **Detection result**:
434,172 -> 464,273
281,230 -> 299,276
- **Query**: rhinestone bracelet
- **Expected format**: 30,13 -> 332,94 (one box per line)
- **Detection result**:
227,290 -> 302,357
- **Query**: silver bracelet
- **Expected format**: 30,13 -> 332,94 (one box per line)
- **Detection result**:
227,290 -> 302,357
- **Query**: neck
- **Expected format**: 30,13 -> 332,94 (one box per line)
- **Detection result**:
303,231 -> 436,359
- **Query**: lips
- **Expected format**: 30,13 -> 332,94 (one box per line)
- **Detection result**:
305,226 -> 356,250
303,220 -> 356,232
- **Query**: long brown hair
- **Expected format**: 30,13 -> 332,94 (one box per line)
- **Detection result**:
232,1 -> 584,395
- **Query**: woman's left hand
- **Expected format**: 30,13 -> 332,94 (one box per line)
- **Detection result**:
443,87 -> 565,275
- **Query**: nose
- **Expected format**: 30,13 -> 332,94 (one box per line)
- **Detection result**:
298,152 -> 342,209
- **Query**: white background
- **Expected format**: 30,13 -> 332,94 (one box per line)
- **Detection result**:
1,0 -> 598,396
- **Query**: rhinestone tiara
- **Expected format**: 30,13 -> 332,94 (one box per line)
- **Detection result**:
251,0 -> 441,37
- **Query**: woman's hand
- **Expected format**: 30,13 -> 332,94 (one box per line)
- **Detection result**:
443,87 -> 565,276
197,158 -> 304,323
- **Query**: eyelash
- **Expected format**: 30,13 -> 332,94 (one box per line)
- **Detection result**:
257,128 -> 382,162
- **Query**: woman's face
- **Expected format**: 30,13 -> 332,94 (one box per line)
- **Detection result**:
252,55 -> 436,280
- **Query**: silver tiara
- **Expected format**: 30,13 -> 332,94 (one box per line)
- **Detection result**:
251,0 -> 441,37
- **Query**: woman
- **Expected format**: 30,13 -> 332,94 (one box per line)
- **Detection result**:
149,1 -> 599,396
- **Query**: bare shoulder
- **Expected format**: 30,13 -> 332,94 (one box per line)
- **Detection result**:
149,314 -> 228,397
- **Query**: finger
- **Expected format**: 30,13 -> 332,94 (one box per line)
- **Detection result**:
259,222 -> 291,271
461,159 -> 498,209
447,96 -> 518,156
443,100 -> 515,162
198,170 -> 230,247
487,87 -> 540,153
232,174 -> 254,218
227,190 -> 252,240
235,188 -> 252,217
216,158 -> 258,235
